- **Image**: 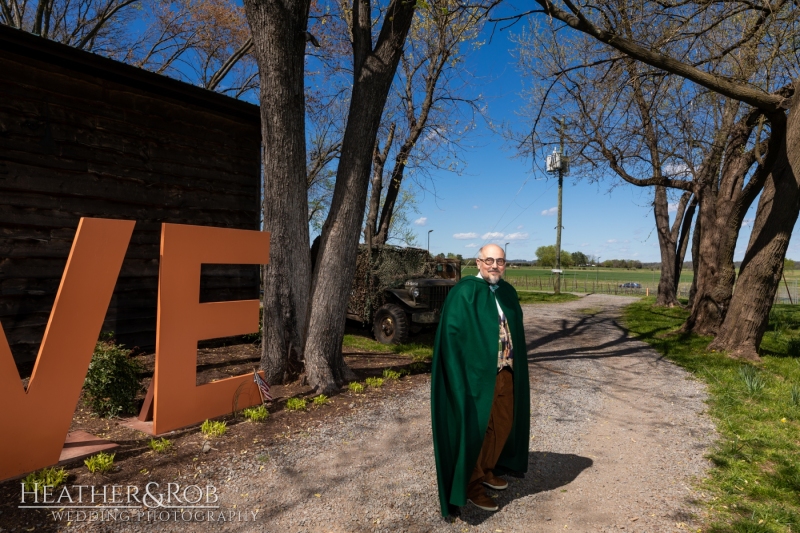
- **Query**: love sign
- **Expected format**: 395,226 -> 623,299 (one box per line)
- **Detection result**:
0,218 -> 270,481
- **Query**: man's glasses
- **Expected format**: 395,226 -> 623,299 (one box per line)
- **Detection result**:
478,257 -> 506,266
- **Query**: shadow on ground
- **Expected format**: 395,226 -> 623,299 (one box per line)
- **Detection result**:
455,451 -> 593,525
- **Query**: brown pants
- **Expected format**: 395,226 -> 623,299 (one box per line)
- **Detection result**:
468,368 -> 514,493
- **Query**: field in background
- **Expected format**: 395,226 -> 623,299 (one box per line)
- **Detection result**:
462,265 -> 800,303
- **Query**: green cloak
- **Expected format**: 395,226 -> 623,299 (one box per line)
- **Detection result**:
430,276 -> 530,516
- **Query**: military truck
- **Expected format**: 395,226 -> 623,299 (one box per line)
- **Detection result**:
346,245 -> 461,344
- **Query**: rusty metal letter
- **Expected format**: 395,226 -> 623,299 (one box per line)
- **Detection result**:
0,218 -> 135,481
151,223 -> 270,435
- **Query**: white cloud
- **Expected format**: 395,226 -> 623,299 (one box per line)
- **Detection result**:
482,232 -> 505,240
517,225 -> 524,230
473,205 -> 479,209
454,232 -> 478,239
504,232 -> 529,241
465,243 -> 478,248
668,202 -> 679,213
624,239 -> 630,243
742,218 -> 755,228
664,162 -> 691,178
582,242 -> 590,246
414,217 -> 427,226
541,207 -> 558,216
607,239 -> 617,243
632,253 -> 640,257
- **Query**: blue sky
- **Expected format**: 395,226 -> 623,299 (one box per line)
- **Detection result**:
405,18 -> 799,264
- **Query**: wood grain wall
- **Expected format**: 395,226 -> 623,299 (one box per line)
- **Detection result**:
0,26 -> 262,367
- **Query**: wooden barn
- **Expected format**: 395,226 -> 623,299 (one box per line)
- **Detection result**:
0,25 -> 262,368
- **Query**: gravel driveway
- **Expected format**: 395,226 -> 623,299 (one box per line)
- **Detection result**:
85,294 -> 716,533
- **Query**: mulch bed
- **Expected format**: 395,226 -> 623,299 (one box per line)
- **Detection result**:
0,331 -> 432,532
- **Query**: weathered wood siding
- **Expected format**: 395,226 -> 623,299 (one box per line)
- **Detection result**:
0,26 -> 262,366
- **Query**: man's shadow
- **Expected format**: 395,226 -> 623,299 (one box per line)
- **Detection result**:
453,451 -> 593,525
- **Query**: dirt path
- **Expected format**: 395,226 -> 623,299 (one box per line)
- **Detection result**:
84,294 -> 715,533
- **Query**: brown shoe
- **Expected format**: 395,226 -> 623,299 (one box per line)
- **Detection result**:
466,485 -> 499,512
482,473 -> 508,491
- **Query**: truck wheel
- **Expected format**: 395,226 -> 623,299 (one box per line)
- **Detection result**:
373,304 -> 409,344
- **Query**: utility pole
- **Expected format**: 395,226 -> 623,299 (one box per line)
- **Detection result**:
546,119 -> 568,295
427,229 -> 434,256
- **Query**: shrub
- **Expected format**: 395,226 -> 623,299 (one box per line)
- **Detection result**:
85,452 -> 115,474
348,382 -> 365,394
200,419 -> 227,437
312,394 -> 329,406
285,398 -> 307,411
148,438 -> 172,453
22,467 -> 68,495
243,405 -> 269,421
365,377 -> 384,388
383,369 -> 402,380
83,338 -> 143,418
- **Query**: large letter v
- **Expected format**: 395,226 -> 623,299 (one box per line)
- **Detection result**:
0,218 -> 134,481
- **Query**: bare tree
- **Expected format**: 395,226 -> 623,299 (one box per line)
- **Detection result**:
364,1 -> 486,246
245,0 -> 418,393
521,0 -> 798,359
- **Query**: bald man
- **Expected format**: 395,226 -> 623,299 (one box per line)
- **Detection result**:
431,244 -> 530,515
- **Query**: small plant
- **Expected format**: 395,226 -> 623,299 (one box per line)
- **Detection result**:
285,397 -> 307,411
22,467 -> 68,495
365,377 -> 384,388
410,361 -> 428,373
349,382 -> 365,394
383,369 -> 402,380
243,404 -> 269,422
83,338 -> 143,418
148,438 -> 172,453
739,365 -> 765,396
791,384 -> 800,407
200,419 -> 227,437
312,394 -> 329,406
85,452 -> 115,474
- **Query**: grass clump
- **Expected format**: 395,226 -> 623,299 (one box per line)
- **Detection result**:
83,337 -> 143,418
348,382 -> 365,394
84,452 -> 115,474
312,394 -> 329,406
365,377 -> 384,388
517,291 -> 580,305
22,467 -> 68,495
383,369 -> 402,380
739,365 -> 766,396
200,419 -> 227,437
342,335 -> 433,360
242,404 -> 269,422
285,397 -> 307,411
623,299 -> 800,533
148,438 -> 172,453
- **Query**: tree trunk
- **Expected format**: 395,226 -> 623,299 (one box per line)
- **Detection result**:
688,207 -> 700,307
674,196 -> 697,295
654,186 -> 686,306
709,108 -> 796,360
682,102 -> 741,333
303,0 -> 417,394
364,124 -> 395,244
244,0 -> 312,384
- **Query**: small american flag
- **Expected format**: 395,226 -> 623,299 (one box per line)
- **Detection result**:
253,369 -> 273,403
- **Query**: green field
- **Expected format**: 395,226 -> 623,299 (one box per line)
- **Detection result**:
461,265 -> 800,301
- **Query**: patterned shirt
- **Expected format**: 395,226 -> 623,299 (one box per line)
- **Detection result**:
488,282 -> 514,372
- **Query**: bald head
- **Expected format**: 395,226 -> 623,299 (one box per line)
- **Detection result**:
477,243 -> 506,284
478,244 -> 504,260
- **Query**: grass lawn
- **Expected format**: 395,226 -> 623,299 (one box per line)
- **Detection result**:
517,291 -> 580,304
623,299 -> 800,533
463,266 -> 693,285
